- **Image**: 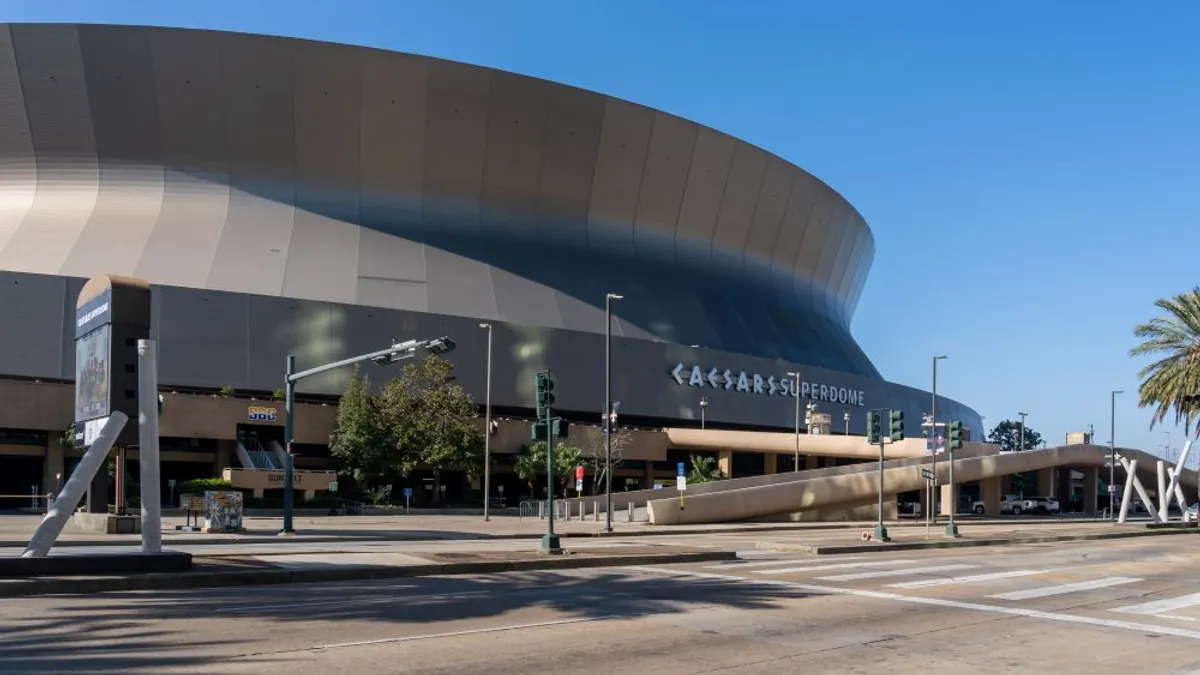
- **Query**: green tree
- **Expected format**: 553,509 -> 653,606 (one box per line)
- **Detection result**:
1130,288 -> 1200,436
377,355 -> 483,501
687,454 -> 727,484
329,365 -> 392,484
987,419 -> 1043,452
514,441 -> 581,498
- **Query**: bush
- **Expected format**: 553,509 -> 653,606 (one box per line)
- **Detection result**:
177,478 -> 233,495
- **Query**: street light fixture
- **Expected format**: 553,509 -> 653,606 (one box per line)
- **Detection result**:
1017,412 -> 1028,452
787,372 -> 801,471
479,323 -> 493,522
603,292 -> 623,534
1110,390 -> 1122,521
843,410 -> 850,436
930,355 -> 947,527
699,396 -> 708,430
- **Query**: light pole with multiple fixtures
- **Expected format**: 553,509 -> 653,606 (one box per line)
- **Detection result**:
1017,411 -> 1028,452
787,371 -> 801,471
604,292 -> 623,533
699,396 -> 708,429
479,323 -> 493,522
1110,390 -> 1122,521
843,410 -> 850,435
930,355 -> 946,525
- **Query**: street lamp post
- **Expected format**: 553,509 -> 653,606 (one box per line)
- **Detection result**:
787,372 -> 801,471
1018,412 -> 1028,452
280,336 -> 456,535
843,411 -> 850,435
479,323 -> 493,522
699,397 -> 708,430
1110,390 -> 1122,521
930,355 -> 946,526
604,292 -> 623,534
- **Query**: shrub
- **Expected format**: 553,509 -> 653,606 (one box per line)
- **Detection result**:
218,385 -> 236,397
177,478 -> 233,495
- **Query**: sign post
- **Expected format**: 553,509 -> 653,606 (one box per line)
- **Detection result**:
677,462 -> 687,510
403,487 -> 413,514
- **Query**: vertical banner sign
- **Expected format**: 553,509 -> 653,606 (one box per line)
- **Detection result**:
575,465 -> 584,493
73,275 -> 151,514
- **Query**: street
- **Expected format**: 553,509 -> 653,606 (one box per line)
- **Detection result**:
3,536 -> 1200,674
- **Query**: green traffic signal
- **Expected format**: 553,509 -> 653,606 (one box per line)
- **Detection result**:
535,371 -> 555,420
948,420 -> 963,451
888,409 -> 905,442
866,410 -> 881,445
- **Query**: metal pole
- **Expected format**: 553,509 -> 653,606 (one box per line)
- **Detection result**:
700,398 -> 706,430
481,324 -> 492,522
1018,412 -> 1027,453
1110,390 -> 1121,521
792,372 -> 801,471
604,294 -> 613,533
137,340 -> 162,554
930,358 -> 939,525
875,433 -> 889,541
282,354 -> 296,535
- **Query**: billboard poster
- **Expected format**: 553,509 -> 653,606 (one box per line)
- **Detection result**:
75,324 -> 111,421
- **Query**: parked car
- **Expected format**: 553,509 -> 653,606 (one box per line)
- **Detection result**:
972,495 -> 1060,515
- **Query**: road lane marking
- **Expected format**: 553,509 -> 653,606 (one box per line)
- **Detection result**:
887,570 -> 1046,589
817,563 -> 977,582
753,560 -> 919,576
989,577 -> 1142,601
621,566 -> 1200,642
704,556 -> 866,570
1112,592 -> 1200,616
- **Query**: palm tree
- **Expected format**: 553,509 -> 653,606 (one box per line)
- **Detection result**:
1130,287 -> 1200,436
687,454 -> 727,484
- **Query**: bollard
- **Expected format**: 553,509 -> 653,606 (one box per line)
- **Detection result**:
593,502 -> 599,522
539,501 -> 545,520
628,501 -> 634,523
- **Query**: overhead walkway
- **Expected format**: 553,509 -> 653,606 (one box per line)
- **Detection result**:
647,440 -> 1197,525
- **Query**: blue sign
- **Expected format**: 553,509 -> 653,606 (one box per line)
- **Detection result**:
403,487 -> 413,498
677,462 -> 685,476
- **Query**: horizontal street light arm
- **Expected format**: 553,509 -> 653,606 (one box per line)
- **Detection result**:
288,336 -> 455,383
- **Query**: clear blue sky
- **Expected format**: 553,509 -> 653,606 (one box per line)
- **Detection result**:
10,0 -> 1200,460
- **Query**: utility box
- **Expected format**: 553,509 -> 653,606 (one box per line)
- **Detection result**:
1066,431 -> 1093,445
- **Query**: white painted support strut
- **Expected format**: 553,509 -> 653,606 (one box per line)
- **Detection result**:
1157,460 -> 1168,522
1119,456 -> 1163,524
1118,458 -> 1137,524
1164,441 -> 1192,520
1168,468 -> 1189,515
23,412 -> 129,557
138,339 -> 162,554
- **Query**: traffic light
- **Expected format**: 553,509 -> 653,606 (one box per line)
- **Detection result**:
535,371 -> 554,421
948,420 -> 963,451
888,409 -> 905,442
866,410 -> 881,445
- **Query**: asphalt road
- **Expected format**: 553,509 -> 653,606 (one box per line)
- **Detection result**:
4,537 -> 1200,674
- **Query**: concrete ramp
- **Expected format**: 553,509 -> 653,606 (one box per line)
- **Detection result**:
648,444 -> 1197,525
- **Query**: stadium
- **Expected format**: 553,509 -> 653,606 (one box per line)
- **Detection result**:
0,23 -> 988,511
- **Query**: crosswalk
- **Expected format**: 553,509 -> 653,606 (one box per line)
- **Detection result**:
694,553 -> 1200,628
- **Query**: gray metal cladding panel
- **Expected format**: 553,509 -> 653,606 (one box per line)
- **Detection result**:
632,113 -> 697,263
156,288 -> 249,388
145,29 -> 228,173
76,26 -> 161,164
586,99 -> 653,259
771,173 -> 817,284
422,60 -> 490,237
710,143 -> 767,275
674,128 -> 735,266
220,32 -> 296,181
423,246 -> 499,321
536,86 -> 604,247
358,49 -> 427,233
0,273 -> 68,379
245,295 -> 337,393
488,256 -> 565,330
480,73 -> 550,244
742,158 -> 793,275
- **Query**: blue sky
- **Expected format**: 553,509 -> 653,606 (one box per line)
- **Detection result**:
9,0 -> 1200,459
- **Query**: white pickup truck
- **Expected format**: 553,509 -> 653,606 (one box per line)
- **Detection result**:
973,495 -> 1060,515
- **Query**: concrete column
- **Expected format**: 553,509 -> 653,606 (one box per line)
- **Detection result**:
643,460 -> 654,489
763,454 -> 778,475
1036,468 -> 1055,497
43,435 -> 66,498
214,440 -> 235,476
1001,474 -> 1013,497
718,451 -> 733,479
981,475 -> 1002,516
804,455 -> 819,471
940,481 -> 959,517
1082,466 -> 1099,516
1057,469 -> 1074,508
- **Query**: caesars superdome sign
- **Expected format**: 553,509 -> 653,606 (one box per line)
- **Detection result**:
670,362 -> 866,407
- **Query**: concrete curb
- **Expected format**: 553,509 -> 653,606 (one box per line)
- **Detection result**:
0,550 -> 735,598
757,525 -> 1200,555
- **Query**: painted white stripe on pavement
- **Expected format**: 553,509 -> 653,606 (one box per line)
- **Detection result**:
619,566 -> 1200,642
702,557 -> 833,570
817,563 -> 977,582
989,577 -> 1142,601
307,615 -> 618,651
1112,592 -> 1200,616
754,560 -> 919,576
888,570 -> 1046,589
216,590 -> 489,613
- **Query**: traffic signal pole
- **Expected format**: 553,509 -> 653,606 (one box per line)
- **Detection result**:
945,420 -> 963,538
876,431 -> 889,542
535,370 -> 563,554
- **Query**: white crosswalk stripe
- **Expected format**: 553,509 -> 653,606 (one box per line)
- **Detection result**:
1112,592 -> 1200,616
989,577 -> 1142,601
754,560 -> 919,576
817,563 -> 977,582
887,569 -> 1045,589
702,556 -> 867,570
